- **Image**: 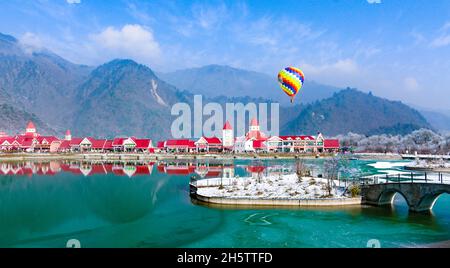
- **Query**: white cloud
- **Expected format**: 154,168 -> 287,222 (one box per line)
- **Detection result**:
90,24 -> 161,65
191,3 -> 229,30
404,77 -> 420,91
303,59 -> 359,76
367,0 -> 382,4
431,35 -> 450,47
19,32 -> 45,54
430,21 -> 450,47
66,0 -> 81,4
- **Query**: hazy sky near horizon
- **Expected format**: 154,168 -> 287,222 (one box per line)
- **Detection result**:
0,0 -> 450,109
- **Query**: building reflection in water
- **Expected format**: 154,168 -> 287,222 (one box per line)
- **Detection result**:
0,160 -> 298,178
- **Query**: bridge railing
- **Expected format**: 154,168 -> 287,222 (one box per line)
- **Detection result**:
359,171 -> 450,185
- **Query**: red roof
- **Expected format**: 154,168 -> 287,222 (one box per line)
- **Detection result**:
27,121 -> 36,129
103,140 -> 113,149
246,131 -> 267,140
166,139 -> 195,148
0,137 -> 16,145
324,139 -> 340,148
223,121 -> 232,130
65,129 -> 71,135
252,140 -> 265,149
20,138 -> 34,148
58,140 -> 71,150
157,141 -> 165,148
135,139 -> 152,149
247,166 -> 266,173
37,136 -> 59,144
91,139 -> 107,149
250,118 -> 259,127
202,137 -> 222,145
70,138 -> 83,146
112,138 -> 125,146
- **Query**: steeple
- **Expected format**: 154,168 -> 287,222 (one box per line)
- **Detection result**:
25,121 -> 38,137
222,120 -> 234,149
65,129 -> 72,141
249,118 -> 260,131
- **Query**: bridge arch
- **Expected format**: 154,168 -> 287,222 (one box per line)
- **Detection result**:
416,190 -> 450,212
377,189 -> 410,207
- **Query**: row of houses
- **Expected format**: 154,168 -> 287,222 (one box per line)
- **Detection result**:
0,120 -> 340,154
0,122 -> 155,153
157,119 -> 340,153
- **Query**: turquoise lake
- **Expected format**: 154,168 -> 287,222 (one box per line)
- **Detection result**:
1,158 -> 449,248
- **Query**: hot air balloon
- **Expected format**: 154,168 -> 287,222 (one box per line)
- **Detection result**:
277,67 -> 304,103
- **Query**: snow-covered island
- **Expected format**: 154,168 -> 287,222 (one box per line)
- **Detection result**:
191,174 -> 362,207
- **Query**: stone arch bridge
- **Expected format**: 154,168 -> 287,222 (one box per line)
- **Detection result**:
360,173 -> 450,212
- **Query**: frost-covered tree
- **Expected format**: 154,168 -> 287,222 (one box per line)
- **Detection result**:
335,129 -> 449,154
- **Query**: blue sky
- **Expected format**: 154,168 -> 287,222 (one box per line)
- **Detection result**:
1,0 -> 450,109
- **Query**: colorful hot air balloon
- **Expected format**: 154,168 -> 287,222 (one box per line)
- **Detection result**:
277,67 -> 305,103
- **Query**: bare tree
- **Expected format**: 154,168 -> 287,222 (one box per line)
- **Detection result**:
323,155 -> 350,196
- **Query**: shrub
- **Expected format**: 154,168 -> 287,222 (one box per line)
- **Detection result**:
349,184 -> 361,197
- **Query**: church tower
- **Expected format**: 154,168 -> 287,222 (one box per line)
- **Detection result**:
25,121 -> 38,137
65,129 -> 72,141
249,118 -> 260,132
222,121 -> 234,149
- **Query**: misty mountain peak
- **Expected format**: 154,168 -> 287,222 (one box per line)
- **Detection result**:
95,59 -> 157,77
0,32 -> 18,43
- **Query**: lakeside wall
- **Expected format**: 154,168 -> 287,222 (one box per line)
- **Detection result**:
192,193 -> 362,207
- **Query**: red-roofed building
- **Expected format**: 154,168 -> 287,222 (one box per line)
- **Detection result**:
69,138 -> 83,152
165,139 -> 196,153
324,139 -> 340,153
91,139 -> 107,151
134,139 -> 154,153
222,120 -> 234,150
155,141 -> 166,153
57,140 -> 71,152
34,136 -> 59,152
279,134 -> 323,153
234,118 -> 268,152
103,140 -> 114,152
25,121 -> 38,137
112,138 -> 126,151
195,136 -> 222,152
252,140 -> 266,152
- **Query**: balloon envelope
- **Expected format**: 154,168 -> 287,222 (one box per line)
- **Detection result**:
277,67 -> 304,102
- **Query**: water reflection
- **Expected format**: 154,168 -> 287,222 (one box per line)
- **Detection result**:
1,159 -> 450,247
0,159 -> 301,179
0,160 -> 234,247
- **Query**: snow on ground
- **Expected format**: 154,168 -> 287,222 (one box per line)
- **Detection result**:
368,161 -> 411,169
406,159 -> 450,169
196,174 -> 348,199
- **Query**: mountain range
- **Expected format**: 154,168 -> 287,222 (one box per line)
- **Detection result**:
159,65 -> 340,105
282,89 -> 432,136
0,32 -> 443,139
